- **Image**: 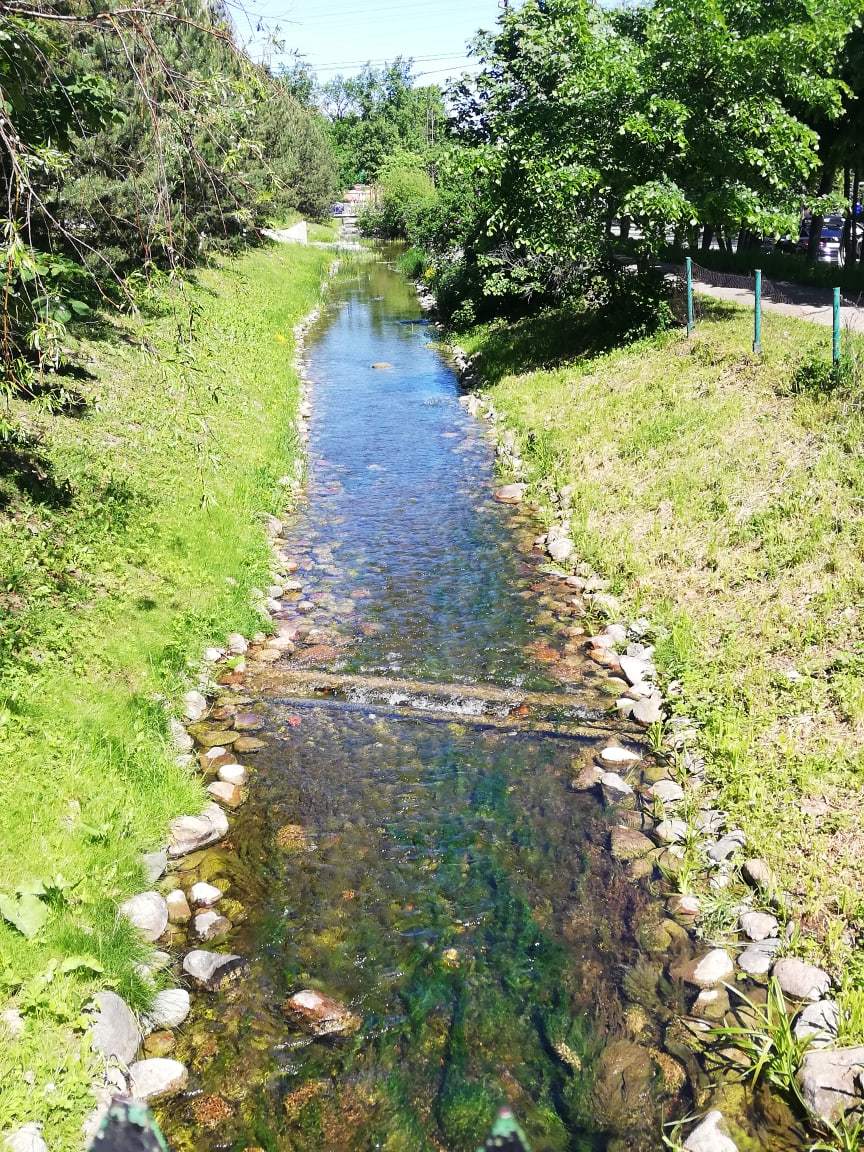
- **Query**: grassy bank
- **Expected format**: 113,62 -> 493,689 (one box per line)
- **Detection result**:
455,301 -> 864,1031
0,242 -> 332,1145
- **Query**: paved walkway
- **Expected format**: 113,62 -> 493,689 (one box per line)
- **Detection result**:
664,263 -> 864,334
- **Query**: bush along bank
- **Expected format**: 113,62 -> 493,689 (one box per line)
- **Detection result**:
446,300 -> 864,1149
0,242 -> 334,1149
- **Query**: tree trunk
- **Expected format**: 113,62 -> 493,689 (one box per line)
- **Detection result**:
806,164 -> 837,262
701,226 -> 714,252
849,170 -> 860,268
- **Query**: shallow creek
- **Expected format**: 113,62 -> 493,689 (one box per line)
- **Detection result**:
158,253 -> 796,1152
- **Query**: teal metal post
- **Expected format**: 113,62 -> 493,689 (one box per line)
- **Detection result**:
685,257 -> 694,336
753,268 -> 762,355
833,287 -> 841,364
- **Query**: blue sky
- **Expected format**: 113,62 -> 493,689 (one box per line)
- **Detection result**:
227,0 -> 501,81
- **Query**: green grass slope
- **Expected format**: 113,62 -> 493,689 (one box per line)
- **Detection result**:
0,241 -> 332,1146
456,299 -> 864,1033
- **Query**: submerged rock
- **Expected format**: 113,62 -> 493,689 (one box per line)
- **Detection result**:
182,950 -> 246,990
129,1058 -> 188,1102
206,781 -> 246,809
683,1111 -> 738,1152
284,989 -> 360,1036
494,483 -> 526,504
610,827 -> 654,862
798,1047 -> 864,1124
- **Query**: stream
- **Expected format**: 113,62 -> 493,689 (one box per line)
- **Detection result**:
159,250 -> 713,1152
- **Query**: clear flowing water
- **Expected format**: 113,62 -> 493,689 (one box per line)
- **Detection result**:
159,252 -> 715,1152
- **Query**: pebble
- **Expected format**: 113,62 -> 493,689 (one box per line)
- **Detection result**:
737,939 -> 780,976
190,882 -> 223,907
203,647 -> 224,663
183,690 -> 207,723
2,1125 -> 48,1152
655,818 -> 688,845
182,950 -> 246,990
599,771 -> 633,803
798,1047 -> 864,1124
129,1058 -> 189,1103
773,957 -> 831,1002
739,911 -> 778,941
707,833 -> 746,863
603,623 -> 627,645
119,891 -> 168,942
168,803 -> 229,857
206,781 -> 246,809
599,745 -> 641,765
226,633 -> 248,654
683,1111 -> 738,1152
218,763 -> 248,786
90,990 -> 140,1064
794,1000 -> 839,1049
141,849 -> 168,884
494,483 -> 526,504
650,780 -> 684,804
571,765 -> 605,791
147,989 -> 191,1031
742,858 -> 776,891
166,889 -> 191,925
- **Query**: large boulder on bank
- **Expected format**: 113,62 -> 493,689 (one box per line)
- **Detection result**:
119,891 -> 168,943
90,991 -> 140,1065
798,1047 -> 864,1125
773,957 -> 831,1002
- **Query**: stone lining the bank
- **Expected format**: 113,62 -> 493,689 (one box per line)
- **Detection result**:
447,335 -> 863,1148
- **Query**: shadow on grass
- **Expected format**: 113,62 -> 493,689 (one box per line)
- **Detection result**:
0,429 -> 74,511
459,302 -> 672,388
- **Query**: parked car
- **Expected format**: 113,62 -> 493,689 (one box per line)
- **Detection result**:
795,214 -> 862,266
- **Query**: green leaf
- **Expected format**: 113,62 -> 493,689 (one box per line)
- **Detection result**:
59,955 -> 104,976
0,892 -> 49,938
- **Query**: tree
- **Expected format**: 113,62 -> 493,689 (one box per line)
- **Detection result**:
320,59 -> 444,185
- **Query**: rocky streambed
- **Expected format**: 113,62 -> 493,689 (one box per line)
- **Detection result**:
52,250 -> 861,1152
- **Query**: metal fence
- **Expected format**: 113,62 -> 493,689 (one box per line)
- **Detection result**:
682,256 -> 845,363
